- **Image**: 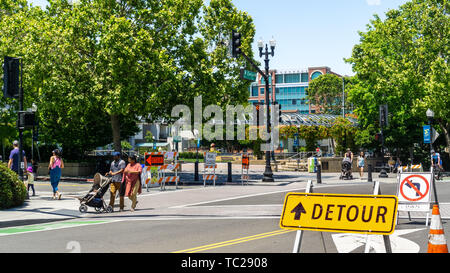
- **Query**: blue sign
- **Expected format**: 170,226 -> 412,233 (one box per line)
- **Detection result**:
197,139 -> 201,148
423,125 -> 431,144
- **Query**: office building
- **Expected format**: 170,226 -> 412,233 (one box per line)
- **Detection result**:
248,66 -> 341,114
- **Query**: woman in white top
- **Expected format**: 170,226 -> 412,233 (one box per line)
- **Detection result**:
357,151 -> 365,179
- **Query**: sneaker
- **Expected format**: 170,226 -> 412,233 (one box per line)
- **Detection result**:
130,208 -> 135,212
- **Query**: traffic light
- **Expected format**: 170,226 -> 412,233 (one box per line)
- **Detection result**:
255,103 -> 260,127
379,104 -> 388,127
17,111 -> 35,130
231,30 -> 241,58
2,56 -> 20,98
32,120 -> 39,141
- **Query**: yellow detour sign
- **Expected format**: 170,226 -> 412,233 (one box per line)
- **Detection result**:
280,193 -> 398,235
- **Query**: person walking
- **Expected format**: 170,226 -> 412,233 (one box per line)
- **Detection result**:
344,148 -> 354,176
107,152 -> 126,212
48,149 -> 64,200
7,140 -> 27,175
357,151 -> 365,179
123,155 -> 142,212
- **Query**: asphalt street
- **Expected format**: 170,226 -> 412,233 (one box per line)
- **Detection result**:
1,173 -> 449,253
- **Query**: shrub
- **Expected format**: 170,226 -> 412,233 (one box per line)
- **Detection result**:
0,163 -> 27,209
179,152 -> 204,160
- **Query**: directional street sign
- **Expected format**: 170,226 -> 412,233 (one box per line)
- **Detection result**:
240,69 -> 257,81
204,152 -> 217,167
280,193 -> 398,235
145,154 -> 164,166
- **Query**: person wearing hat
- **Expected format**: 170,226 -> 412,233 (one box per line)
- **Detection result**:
106,152 -> 126,211
209,143 -> 215,152
48,149 -> 64,200
7,140 -> 27,174
26,166 -> 36,196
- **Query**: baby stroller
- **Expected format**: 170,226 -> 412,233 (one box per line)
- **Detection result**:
340,158 -> 353,180
78,173 -> 113,213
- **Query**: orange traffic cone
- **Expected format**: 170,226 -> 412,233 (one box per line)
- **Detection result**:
428,205 -> 449,253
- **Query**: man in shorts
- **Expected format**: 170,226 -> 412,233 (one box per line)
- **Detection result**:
431,150 -> 442,171
106,152 -> 126,212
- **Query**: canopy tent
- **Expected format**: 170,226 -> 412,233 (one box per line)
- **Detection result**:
136,142 -> 169,148
280,113 -> 358,127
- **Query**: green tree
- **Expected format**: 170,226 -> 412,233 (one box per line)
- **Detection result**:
0,0 -> 256,157
307,73 -> 344,115
328,117 -> 358,155
346,0 -> 449,155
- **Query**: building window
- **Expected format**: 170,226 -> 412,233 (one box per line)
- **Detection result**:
275,74 -> 284,84
311,71 -> 323,80
260,88 -> 264,95
251,86 -> 259,97
301,73 -> 309,82
284,73 -> 300,83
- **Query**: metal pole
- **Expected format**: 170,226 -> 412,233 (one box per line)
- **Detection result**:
263,44 -> 274,182
316,164 -> 322,184
238,50 -> 274,182
429,118 -> 439,205
227,161 -> 232,182
18,59 -> 27,199
194,161 -> 199,181
292,180 -> 313,253
342,77 -> 345,118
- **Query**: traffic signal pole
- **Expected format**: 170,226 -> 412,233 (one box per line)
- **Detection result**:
18,59 -> 25,187
238,51 -> 274,182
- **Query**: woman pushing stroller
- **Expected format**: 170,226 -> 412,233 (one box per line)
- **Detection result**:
340,148 -> 354,180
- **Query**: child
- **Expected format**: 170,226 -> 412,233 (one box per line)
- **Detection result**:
26,166 -> 36,196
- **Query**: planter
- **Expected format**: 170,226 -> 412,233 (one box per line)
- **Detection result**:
318,157 -> 383,173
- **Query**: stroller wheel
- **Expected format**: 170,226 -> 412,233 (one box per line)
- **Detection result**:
106,205 -> 113,213
79,205 -> 88,213
95,207 -> 102,212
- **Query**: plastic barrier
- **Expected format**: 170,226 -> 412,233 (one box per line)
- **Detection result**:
143,152 -> 180,191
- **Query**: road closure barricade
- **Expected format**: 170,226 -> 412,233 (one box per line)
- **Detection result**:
142,152 -> 180,191
241,153 -> 250,185
203,152 -> 217,187
280,180 -> 398,253
399,164 -> 423,173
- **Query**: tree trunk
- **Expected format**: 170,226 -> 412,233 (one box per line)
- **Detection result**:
111,114 -> 122,152
438,120 -> 450,156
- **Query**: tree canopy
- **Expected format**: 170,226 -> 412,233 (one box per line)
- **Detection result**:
345,0 -> 449,155
0,0 -> 256,157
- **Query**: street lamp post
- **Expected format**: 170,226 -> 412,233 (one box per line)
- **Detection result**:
426,108 -> 439,205
426,109 -> 435,158
233,32 -> 276,182
258,38 -> 276,182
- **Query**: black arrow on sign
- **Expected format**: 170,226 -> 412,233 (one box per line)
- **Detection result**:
291,202 -> 307,220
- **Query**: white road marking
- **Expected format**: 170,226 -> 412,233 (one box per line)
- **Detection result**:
332,228 -> 424,253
